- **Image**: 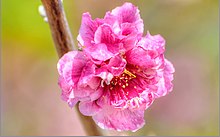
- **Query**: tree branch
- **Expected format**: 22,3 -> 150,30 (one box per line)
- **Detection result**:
41,0 -> 74,57
40,0 -> 102,135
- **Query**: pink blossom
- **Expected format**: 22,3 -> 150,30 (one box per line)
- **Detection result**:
77,2 -> 143,61
57,2 -> 175,132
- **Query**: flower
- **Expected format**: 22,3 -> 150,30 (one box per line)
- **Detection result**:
77,2 -> 143,62
57,2 -> 175,132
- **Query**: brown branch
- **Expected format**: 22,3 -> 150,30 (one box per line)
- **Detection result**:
41,0 -> 74,57
40,0 -> 102,135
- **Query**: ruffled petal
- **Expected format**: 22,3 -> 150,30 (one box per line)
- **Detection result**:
73,86 -> 95,99
57,51 -> 87,86
127,89 -> 154,110
103,11 -> 121,35
154,59 -> 175,98
77,61 -> 100,89
57,51 -> 89,107
86,43 -> 114,61
111,2 -> 143,34
139,31 -> 166,57
79,101 -> 101,116
120,23 -> 139,51
57,51 -> 86,75
126,46 -> 155,68
90,87 -> 104,101
92,105 -> 145,132
58,76 -> 79,108
77,12 -> 103,47
74,81 -> 103,101
94,24 -> 121,54
107,55 -> 127,76
58,76 -> 73,100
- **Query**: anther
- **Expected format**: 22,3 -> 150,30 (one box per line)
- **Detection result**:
124,69 -> 136,78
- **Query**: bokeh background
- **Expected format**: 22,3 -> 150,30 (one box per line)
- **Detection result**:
1,0 -> 219,136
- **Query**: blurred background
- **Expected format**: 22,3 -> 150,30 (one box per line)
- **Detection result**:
1,0 -> 219,136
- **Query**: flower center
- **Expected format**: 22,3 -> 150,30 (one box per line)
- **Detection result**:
110,69 -> 136,90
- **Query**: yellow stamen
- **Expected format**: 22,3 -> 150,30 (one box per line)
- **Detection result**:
82,45 -> 86,49
124,69 -> 136,78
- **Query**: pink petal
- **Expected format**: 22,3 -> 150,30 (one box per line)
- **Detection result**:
67,98 -> 79,108
74,82 -> 102,101
87,43 -> 114,61
58,76 -> 79,108
57,51 -> 89,107
90,87 -> 104,101
154,59 -> 175,98
128,90 -> 154,110
79,101 -> 101,116
77,61 -> 100,89
103,12 -> 121,35
94,24 -> 118,44
74,86 -> 96,99
163,59 -> 175,92
164,59 -> 175,73
97,77 -> 155,111
57,51 -> 85,75
57,51 -> 87,86
111,2 -> 143,34
140,31 -> 166,57
77,12 -> 102,47
120,23 -> 139,51
94,24 -> 121,55
126,46 -> 155,68
92,105 -> 145,132
107,55 -> 127,76
58,76 -> 73,100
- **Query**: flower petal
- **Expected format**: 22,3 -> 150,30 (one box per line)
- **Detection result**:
154,59 -> 175,98
87,43 -> 114,61
139,31 -> 166,57
58,76 -> 79,108
120,23 -> 139,51
94,24 -> 118,44
104,11 -> 121,35
126,46 -> 155,68
74,82 -> 102,101
57,51 -> 86,75
77,61 -> 100,89
79,101 -> 101,116
111,2 -> 143,34
90,87 -> 104,101
107,55 -> 127,76
92,105 -> 145,132
77,12 -> 103,47
57,51 -> 87,86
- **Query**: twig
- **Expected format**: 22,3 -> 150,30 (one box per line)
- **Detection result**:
40,0 -> 102,135
41,0 -> 74,57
